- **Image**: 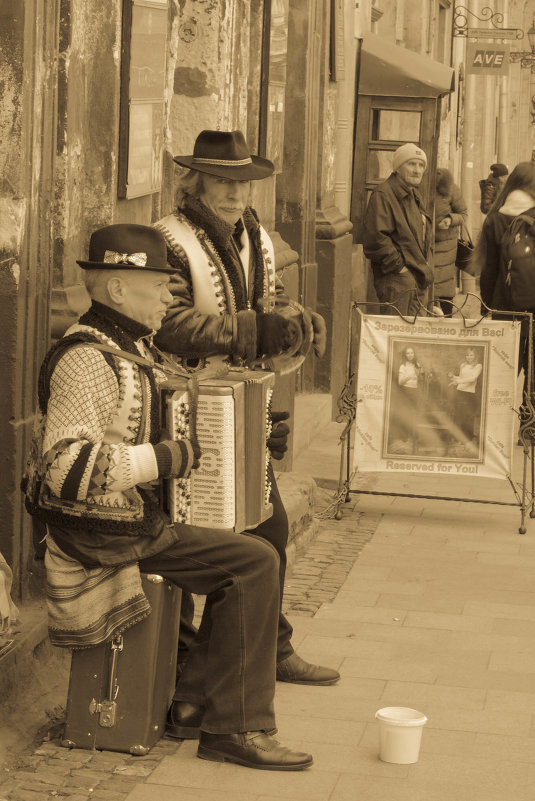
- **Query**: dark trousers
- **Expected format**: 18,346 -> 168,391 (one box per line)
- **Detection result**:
138,527 -> 280,734
393,386 -> 420,442
374,270 -> 431,316
454,390 -> 478,440
177,467 -> 294,668
438,297 -> 454,317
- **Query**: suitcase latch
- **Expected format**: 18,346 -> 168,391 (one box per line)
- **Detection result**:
88,697 -> 118,727
97,699 -> 117,728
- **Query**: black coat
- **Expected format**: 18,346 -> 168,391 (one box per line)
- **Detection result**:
363,172 -> 434,290
479,206 -> 535,311
433,182 -> 468,298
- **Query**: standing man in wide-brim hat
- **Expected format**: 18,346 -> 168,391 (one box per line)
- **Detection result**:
154,129 -> 339,740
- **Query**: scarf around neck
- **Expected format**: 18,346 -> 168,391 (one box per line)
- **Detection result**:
181,196 -> 267,311
498,189 -> 535,217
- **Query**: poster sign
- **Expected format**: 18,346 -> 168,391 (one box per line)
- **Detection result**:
466,41 -> 510,76
259,0 -> 289,173
353,313 -> 520,480
118,0 -> 168,199
126,102 -> 164,198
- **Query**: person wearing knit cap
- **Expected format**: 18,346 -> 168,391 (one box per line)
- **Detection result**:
363,142 -> 434,316
479,163 -> 509,214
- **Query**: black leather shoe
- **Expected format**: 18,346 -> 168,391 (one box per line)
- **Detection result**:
166,700 -> 204,739
197,731 -> 313,771
276,652 -> 340,685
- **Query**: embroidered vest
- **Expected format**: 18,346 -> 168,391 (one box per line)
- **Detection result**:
155,212 -> 276,315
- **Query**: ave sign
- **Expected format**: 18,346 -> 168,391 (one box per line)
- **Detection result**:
466,42 -> 510,76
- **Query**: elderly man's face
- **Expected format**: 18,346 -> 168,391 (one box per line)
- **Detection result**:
397,158 -> 426,187
118,270 -> 173,331
200,174 -> 251,225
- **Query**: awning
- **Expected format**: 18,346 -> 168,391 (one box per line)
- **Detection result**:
359,34 -> 455,98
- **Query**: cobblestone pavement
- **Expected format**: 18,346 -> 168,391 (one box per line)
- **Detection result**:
0,492 -> 380,801
0,738 -> 182,801
282,495 -> 380,617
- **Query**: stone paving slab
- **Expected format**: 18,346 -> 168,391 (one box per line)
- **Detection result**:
0,482 -> 379,801
4,406 -> 535,800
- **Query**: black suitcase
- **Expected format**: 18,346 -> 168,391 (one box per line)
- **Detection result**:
62,573 -> 180,755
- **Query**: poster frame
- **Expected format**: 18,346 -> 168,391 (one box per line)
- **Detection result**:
321,297 -> 535,535
118,0 -> 168,199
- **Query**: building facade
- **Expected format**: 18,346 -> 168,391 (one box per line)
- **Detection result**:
3,0 -> 535,607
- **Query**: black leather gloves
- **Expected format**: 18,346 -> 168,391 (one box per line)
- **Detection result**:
256,312 -> 291,358
268,411 -> 291,460
191,442 -> 202,470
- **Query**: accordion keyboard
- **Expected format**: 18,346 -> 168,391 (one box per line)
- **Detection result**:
168,392 -> 237,528
161,370 -> 275,533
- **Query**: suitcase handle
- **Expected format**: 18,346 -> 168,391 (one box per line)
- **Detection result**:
108,635 -> 123,702
96,634 -> 123,728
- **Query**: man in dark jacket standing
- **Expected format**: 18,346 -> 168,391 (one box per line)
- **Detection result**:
363,143 -> 434,316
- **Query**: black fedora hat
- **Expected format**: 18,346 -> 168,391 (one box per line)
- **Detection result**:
173,130 -> 274,180
76,224 -> 175,273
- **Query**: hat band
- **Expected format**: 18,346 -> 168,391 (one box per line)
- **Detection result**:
103,250 -> 148,267
192,156 -> 253,167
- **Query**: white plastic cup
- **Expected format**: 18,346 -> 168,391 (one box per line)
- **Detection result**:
375,707 -> 428,764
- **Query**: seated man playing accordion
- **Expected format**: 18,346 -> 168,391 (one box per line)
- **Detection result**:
154,130 -> 340,741
24,223 -> 315,771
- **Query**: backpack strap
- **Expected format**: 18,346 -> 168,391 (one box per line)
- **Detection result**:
507,212 -> 535,234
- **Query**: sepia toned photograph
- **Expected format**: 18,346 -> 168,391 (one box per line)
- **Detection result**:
384,339 -> 487,461
4,0 -> 535,796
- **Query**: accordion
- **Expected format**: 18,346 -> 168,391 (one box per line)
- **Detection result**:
160,369 -> 275,533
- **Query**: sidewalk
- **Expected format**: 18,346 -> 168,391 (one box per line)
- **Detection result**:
3,426 -> 535,799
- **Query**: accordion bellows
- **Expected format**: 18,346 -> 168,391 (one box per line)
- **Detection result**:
161,370 -> 275,533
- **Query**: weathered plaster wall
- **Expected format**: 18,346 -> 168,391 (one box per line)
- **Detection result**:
0,0 -> 26,582
0,0 -> 55,596
53,0 -> 122,291
319,86 -> 338,207
164,0 -> 277,224
169,0 -> 250,150
0,2 -> 25,262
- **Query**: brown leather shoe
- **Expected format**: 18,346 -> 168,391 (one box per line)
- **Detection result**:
276,652 -> 340,685
165,701 -> 204,739
197,731 -> 313,771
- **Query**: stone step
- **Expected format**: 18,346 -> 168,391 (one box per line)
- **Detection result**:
275,471 -> 318,575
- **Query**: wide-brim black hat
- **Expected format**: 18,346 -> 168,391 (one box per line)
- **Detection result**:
173,130 -> 274,180
76,223 -> 175,273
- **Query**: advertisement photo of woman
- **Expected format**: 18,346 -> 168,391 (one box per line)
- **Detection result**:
448,347 -> 483,457
388,345 -> 423,454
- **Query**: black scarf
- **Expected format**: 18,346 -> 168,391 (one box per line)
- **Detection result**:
180,196 -> 267,310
